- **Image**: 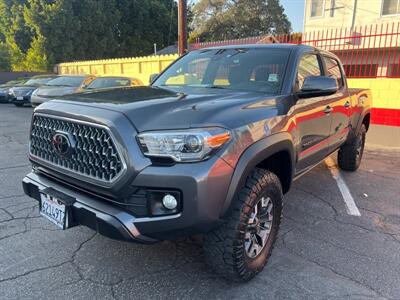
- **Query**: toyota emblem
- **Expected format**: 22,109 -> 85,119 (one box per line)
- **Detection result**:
52,131 -> 75,157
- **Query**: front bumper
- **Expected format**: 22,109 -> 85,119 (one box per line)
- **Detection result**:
11,96 -> 31,105
30,95 -> 49,106
23,172 -> 158,243
23,155 -> 233,241
0,94 -> 9,103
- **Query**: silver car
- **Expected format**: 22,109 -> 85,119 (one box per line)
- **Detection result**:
31,75 -> 96,107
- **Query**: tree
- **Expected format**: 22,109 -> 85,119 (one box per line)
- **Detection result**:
0,0 -> 180,70
191,0 -> 291,41
113,0 -> 178,57
0,0 -> 31,70
23,0 -> 178,64
0,42 -> 11,71
23,35 -> 48,71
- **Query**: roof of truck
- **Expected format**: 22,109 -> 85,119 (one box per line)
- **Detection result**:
201,43 -> 314,51
200,43 -> 339,60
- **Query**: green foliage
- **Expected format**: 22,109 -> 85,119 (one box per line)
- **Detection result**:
191,0 -> 292,41
22,35 -> 48,71
0,0 -> 178,71
0,42 -> 11,71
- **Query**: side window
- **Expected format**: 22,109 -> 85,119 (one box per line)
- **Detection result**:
310,0 -> 325,17
297,54 -> 322,90
323,57 -> 344,88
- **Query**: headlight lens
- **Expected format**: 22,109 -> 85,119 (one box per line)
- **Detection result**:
138,128 -> 231,162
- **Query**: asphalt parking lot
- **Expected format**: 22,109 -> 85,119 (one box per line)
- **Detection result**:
0,104 -> 399,300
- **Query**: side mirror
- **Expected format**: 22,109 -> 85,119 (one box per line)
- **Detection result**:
149,73 -> 159,85
298,76 -> 338,98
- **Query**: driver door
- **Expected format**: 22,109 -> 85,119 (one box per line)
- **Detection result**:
294,53 -> 333,173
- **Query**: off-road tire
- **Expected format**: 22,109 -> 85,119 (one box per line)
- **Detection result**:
338,124 -> 367,171
203,168 -> 283,282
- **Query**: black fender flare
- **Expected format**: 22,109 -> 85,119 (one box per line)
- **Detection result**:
221,132 -> 295,217
353,93 -> 371,136
356,109 -> 371,133
349,108 -> 371,141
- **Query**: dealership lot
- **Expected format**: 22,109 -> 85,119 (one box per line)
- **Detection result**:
0,104 -> 399,300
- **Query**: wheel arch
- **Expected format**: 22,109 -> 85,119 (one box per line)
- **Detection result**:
221,133 -> 295,218
362,112 -> 371,131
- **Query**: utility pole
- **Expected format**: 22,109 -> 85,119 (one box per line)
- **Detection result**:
351,0 -> 358,31
178,0 -> 188,55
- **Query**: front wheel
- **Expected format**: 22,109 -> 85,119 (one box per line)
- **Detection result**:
203,169 -> 283,282
338,124 -> 367,171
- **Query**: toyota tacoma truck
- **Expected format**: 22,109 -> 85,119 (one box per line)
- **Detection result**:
22,45 -> 371,281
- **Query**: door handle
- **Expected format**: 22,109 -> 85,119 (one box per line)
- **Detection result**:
324,106 -> 333,114
344,101 -> 351,108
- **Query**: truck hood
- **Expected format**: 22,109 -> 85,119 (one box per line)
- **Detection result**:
49,86 -> 286,132
35,86 -> 78,97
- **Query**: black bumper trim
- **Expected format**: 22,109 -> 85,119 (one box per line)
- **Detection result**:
22,173 -> 158,244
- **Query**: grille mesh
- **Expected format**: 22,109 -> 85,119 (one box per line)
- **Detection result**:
30,115 -> 124,182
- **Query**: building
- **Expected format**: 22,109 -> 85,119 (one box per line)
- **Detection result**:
302,1 -> 400,145
304,0 -> 400,32
302,0 -> 400,79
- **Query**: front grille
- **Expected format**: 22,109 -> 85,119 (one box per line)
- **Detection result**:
30,114 -> 125,183
13,90 -> 28,97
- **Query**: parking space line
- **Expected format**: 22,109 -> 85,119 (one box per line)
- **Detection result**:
325,157 -> 361,217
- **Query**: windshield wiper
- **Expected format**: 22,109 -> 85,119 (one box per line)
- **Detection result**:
206,85 -> 229,90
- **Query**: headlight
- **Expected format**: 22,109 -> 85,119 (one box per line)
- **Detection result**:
138,128 -> 231,162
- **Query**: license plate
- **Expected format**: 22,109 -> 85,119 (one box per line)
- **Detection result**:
17,96 -> 24,101
40,193 -> 67,229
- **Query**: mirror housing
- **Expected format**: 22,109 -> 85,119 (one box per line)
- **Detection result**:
149,73 -> 160,85
298,76 -> 338,98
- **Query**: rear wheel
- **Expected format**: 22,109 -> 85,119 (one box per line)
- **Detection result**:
203,168 -> 283,282
338,124 -> 366,171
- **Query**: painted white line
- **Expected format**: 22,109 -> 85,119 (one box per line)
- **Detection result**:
325,157 -> 361,216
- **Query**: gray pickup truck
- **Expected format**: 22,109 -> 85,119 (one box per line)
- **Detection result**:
23,44 -> 371,281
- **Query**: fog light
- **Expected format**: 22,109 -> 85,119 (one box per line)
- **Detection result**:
162,194 -> 178,210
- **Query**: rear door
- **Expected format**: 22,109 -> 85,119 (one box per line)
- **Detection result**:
321,56 -> 351,152
294,53 -> 333,173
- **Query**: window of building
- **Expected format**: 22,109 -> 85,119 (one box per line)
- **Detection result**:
382,0 -> 400,16
297,54 -> 322,90
343,64 -> 379,78
323,56 -> 343,88
310,0 -> 325,18
387,64 -> 400,77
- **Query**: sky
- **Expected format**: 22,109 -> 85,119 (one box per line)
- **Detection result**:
281,0 -> 305,32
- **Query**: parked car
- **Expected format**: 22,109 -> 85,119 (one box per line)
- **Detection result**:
83,76 -> 142,91
0,78 -> 29,103
23,45 -> 372,281
30,75 -> 96,107
9,75 -> 58,107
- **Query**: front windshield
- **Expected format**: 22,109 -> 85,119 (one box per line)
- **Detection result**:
153,48 -> 290,94
86,77 -> 130,89
46,76 -> 85,87
24,77 -> 55,86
